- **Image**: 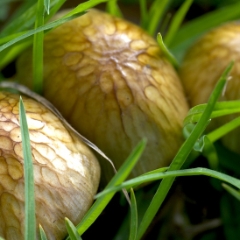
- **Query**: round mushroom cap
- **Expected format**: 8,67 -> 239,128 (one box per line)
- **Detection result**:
16,9 -> 189,183
179,21 -> 240,153
0,91 -> 100,240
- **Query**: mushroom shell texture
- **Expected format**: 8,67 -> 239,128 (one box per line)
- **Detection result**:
16,9 -> 189,182
0,91 -> 100,240
179,22 -> 240,153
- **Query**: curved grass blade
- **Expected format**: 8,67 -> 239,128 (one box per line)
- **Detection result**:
164,0 -> 193,46
129,189 -> 138,240
135,62 -> 233,240
70,140 -> 146,238
157,33 -> 178,68
19,97 -> 36,240
39,225 -> 48,240
44,0 -> 50,15
223,184 -> 240,202
96,167 -> 240,198
33,0 -> 45,94
65,218 -> 82,240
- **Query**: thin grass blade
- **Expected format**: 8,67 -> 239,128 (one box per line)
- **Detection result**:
39,225 -> 48,240
65,218 -> 82,240
19,97 -> 36,240
129,189 -> 138,240
96,167 -> 240,197
139,0 -> 148,29
33,0 -> 45,94
71,139 -> 146,237
136,62 -> 234,240
44,0 -> 50,15
164,0 -> 193,46
223,184 -> 240,202
106,0 -> 123,18
147,0 -> 170,36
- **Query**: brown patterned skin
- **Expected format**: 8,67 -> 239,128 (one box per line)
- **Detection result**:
179,22 -> 240,153
0,91 -> 100,240
16,9 -> 189,183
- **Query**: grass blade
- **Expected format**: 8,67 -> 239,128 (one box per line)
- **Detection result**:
129,189 -> 138,240
106,0 -> 123,18
164,0 -> 193,46
223,184 -> 240,202
136,62 -> 233,240
139,0 -> 148,29
39,225 -> 48,240
65,218 -> 82,240
44,0 -> 50,15
19,96 -> 36,240
33,0 -> 45,94
147,0 -> 170,36
71,139 -> 146,237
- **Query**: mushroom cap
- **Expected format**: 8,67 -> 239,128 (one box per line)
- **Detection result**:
16,9 -> 189,182
179,21 -> 240,153
0,91 -> 100,240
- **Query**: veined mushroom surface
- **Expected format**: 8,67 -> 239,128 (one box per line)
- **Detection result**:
0,91 -> 100,240
16,9 -> 189,183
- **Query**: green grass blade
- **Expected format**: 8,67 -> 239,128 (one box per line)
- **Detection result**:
223,184 -> 240,202
33,0 -> 45,94
65,218 -> 82,240
44,0 -> 50,15
106,0 -> 123,18
147,0 -> 170,36
39,225 -> 48,240
96,167 -> 240,197
164,0 -> 193,46
207,116 -> 240,143
136,62 -> 233,240
72,139 -> 146,237
19,97 -> 36,240
129,189 -> 138,240
157,33 -> 178,68
139,0 -> 147,29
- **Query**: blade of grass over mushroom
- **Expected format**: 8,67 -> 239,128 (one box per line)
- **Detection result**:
223,184 -> 240,202
33,0 -> 45,94
39,225 -> 48,240
164,0 -> 193,47
106,0 -> 123,18
129,189 -> 138,240
65,218 -> 82,240
147,0 -> 170,36
136,62 -> 234,240
170,1 -> 240,60
19,97 -> 36,240
157,33 -> 178,68
69,140 -> 146,237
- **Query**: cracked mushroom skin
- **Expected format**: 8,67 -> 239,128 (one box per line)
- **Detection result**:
179,22 -> 240,153
16,9 -> 189,183
0,91 -> 100,240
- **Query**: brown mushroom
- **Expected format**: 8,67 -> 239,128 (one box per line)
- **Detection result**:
0,90 -> 100,240
16,9 -> 189,183
179,21 -> 240,153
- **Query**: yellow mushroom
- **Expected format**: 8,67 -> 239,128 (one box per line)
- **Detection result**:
179,21 -> 240,153
16,9 -> 189,183
0,89 -> 100,240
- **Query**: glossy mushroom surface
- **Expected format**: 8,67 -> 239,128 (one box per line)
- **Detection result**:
179,22 -> 240,153
0,91 -> 100,240
16,9 -> 189,182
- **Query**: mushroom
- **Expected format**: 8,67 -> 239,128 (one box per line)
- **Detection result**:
16,9 -> 189,183
0,90 -> 100,239
179,21 -> 240,153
